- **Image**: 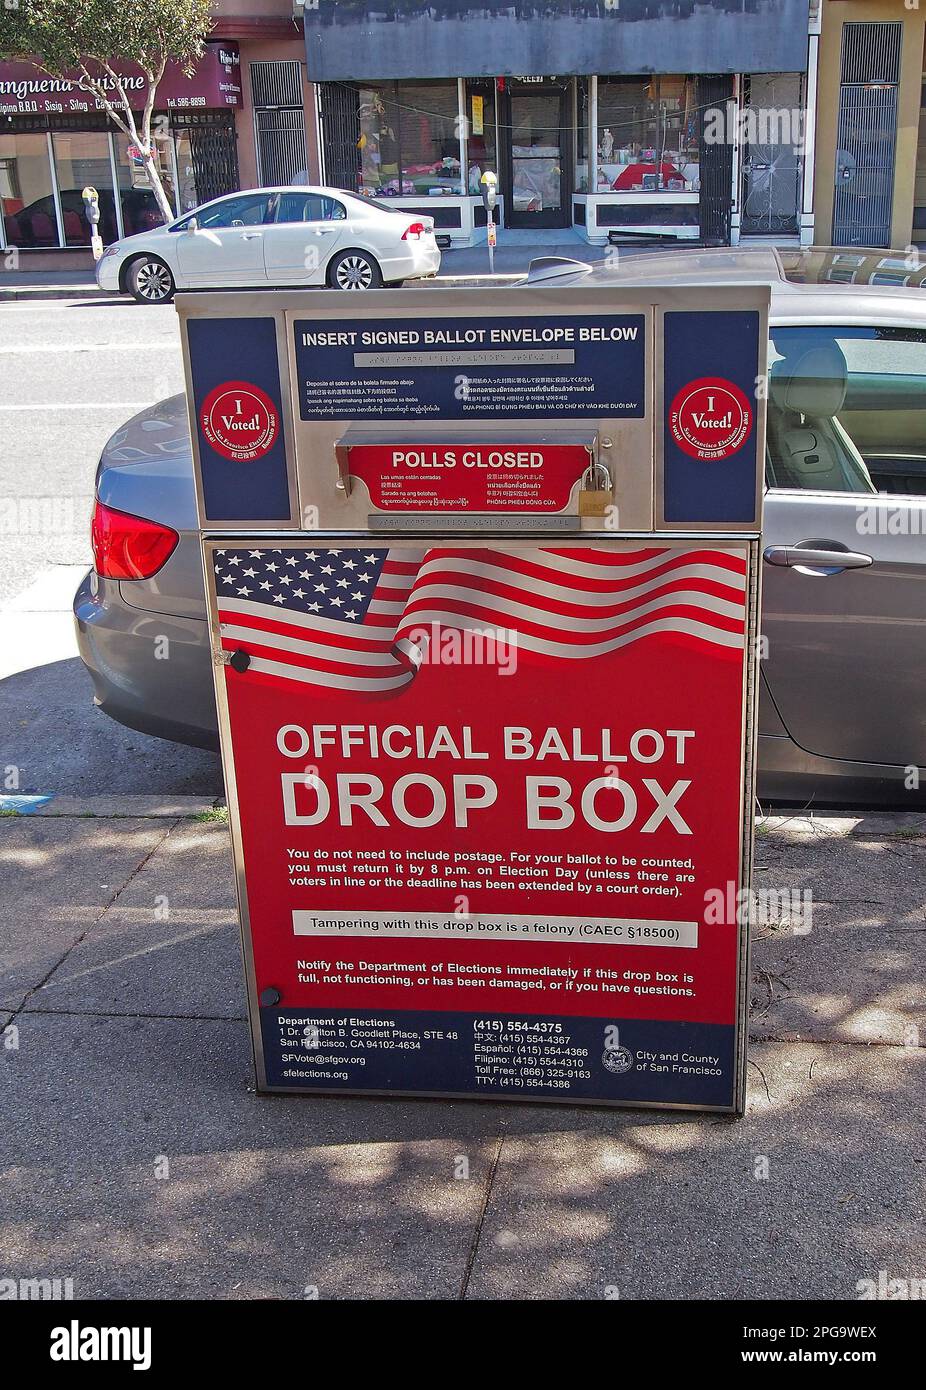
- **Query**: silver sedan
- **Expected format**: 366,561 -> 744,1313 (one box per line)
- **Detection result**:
74,248 -> 926,805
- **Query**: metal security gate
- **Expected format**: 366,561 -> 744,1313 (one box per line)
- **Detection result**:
699,75 -> 734,245
741,73 -> 804,237
251,61 -> 308,187
255,109 -> 309,186
833,21 -> 902,247
173,114 -> 239,207
319,83 -> 361,192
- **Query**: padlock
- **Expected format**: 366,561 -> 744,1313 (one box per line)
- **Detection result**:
578,459 -> 613,517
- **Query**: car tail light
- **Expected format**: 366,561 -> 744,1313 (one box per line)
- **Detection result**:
402,221 -> 428,241
91,499 -> 178,579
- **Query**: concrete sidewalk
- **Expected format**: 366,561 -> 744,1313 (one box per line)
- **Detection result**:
0,237 -> 622,302
0,269 -> 101,302
437,234 -> 610,277
0,804 -> 923,1299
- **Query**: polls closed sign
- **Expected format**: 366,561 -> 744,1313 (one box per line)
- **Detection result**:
213,538 -> 750,1109
339,441 -> 594,512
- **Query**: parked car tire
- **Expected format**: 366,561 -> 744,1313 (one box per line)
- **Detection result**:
328,249 -> 383,290
128,255 -> 175,305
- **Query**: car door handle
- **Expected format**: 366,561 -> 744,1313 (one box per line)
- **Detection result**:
242,232 -> 263,240
763,544 -> 873,570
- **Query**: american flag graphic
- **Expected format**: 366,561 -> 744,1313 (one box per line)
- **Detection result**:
213,545 -> 747,693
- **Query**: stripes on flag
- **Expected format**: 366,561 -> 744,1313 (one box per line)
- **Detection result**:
214,544 -> 747,694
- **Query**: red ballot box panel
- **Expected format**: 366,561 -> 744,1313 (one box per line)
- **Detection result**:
211,538 -> 752,1109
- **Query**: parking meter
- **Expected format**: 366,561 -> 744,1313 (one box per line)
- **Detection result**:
82,186 -> 103,261
480,171 -> 499,268
480,169 -> 498,213
179,279 -> 768,1114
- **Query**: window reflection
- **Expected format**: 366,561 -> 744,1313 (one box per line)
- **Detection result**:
0,133 -> 59,248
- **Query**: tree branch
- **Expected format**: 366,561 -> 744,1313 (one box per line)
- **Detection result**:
98,57 -> 141,146
139,56 -> 167,153
74,63 -> 133,140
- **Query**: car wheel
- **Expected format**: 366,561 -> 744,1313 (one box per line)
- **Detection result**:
328,250 -> 383,290
128,256 -> 175,305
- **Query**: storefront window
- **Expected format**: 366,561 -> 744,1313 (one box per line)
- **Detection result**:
0,133 -> 58,248
174,132 -> 200,213
51,131 -> 117,245
465,79 -> 497,194
0,116 -> 229,250
398,82 -> 461,195
114,132 -> 176,236
358,80 -> 462,197
358,86 -> 394,195
596,76 -> 699,193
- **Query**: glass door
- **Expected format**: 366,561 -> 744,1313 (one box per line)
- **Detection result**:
504,79 -> 569,229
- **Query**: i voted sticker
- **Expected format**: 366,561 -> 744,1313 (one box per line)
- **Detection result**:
669,376 -> 753,461
201,380 -> 280,462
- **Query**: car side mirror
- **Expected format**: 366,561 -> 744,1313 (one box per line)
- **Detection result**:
186,216 -> 198,232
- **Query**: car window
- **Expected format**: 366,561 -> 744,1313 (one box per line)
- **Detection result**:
763,325 -> 926,495
274,193 -> 347,223
339,191 -> 396,214
195,194 -> 272,229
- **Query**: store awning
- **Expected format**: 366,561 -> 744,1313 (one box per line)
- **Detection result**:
303,1 -> 811,81
0,41 -> 242,117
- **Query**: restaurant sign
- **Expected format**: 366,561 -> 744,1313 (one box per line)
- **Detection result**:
0,42 -> 242,117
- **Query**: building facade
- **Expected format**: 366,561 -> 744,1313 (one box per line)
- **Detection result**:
23,2 -> 926,264
211,0 -> 317,192
813,0 -> 926,250
0,42 -> 244,266
304,0 -> 818,248
0,0 -> 315,267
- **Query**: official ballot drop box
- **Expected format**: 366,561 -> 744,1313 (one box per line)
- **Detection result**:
179,281 -> 768,1113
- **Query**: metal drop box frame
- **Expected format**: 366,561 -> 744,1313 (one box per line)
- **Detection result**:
179,282 -> 768,1114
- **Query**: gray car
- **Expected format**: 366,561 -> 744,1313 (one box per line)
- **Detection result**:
74,247 -> 926,804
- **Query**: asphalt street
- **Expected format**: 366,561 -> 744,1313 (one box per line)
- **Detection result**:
0,296 -> 224,796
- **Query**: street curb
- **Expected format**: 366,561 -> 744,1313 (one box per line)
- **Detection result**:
2,799 -> 922,835
0,286 -> 102,302
0,274 -> 522,304
0,794 -> 226,819
758,810 -> 926,839
417,278 -> 520,289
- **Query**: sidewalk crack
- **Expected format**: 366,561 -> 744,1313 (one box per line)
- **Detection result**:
7,817 -> 181,1021
460,1135 -> 504,1301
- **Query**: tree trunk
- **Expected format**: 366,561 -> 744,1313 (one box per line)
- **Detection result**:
69,66 -> 178,230
143,156 -> 175,225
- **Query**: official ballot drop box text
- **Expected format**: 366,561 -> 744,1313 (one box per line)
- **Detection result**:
179,281 -> 768,1113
